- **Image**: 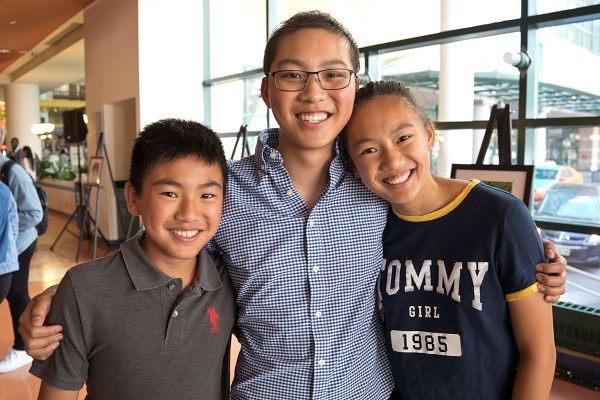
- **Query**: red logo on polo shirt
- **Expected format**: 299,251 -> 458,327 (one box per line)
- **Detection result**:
207,307 -> 220,333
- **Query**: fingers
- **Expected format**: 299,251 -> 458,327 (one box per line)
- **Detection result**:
17,285 -> 62,361
536,262 -> 568,275
22,328 -> 63,361
543,294 -> 562,303
546,247 -> 567,267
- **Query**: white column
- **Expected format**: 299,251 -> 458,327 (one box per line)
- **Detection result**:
5,83 -> 42,157
138,0 -> 204,128
438,0 -> 476,177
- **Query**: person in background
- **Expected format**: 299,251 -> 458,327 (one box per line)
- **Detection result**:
342,80 -> 556,399
0,181 -> 19,304
10,137 -> 23,164
20,146 -> 36,181
30,119 -> 236,399
18,10 -> 568,399
0,129 -> 43,374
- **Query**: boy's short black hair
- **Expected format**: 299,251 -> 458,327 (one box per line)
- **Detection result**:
129,119 -> 227,192
263,10 -> 360,75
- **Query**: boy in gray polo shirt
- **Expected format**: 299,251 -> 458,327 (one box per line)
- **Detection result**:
30,119 -> 237,400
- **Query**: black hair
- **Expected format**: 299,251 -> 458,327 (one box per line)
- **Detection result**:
263,10 -> 360,75
129,119 -> 227,193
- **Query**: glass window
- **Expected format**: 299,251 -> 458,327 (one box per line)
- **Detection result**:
534,182 -> 600,272
273,0 -> 520,46
532,22 -> 600,118
208,0 -> 266,77
209,74 -> 267,134
533,0 -> 600,15
375,33 -> 521,122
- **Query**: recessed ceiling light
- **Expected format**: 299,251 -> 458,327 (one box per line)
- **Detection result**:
10,21 -> 16,25
0,48 -> 11,53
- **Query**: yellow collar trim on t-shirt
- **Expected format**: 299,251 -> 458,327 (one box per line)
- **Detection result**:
393,179 -> 480,222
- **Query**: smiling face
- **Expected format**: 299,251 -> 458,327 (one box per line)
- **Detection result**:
345,95 -> 436,215
261,28 -> 358,155
125,156 -> 223,274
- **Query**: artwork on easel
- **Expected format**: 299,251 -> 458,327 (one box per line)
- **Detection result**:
450,164 -> 534,208
87,156 -> 103,186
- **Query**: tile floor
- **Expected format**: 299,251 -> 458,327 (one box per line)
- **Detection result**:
0,210 -> 598,399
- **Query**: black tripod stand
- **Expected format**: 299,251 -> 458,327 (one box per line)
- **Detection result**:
50,141 -> 109,261
231,124 -> 251,159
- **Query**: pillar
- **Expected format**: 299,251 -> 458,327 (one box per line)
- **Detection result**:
5,83 -> 42,157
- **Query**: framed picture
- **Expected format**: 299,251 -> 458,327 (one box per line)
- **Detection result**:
450,164 -> 534,208
87,156 -> 103,186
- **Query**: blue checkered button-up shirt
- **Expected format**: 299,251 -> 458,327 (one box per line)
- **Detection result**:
209,129 -> 394,399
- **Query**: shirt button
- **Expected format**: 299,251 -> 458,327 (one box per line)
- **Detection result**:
318,359 -> 326,367
312,265 -> 320,273
172,310 -> 178,318
269,150 -> 277,159
168,283 -> 176,290
286,189 -> 294,197
260,165 -> 265,171
308,220 -> 315,227
315,311 -> 322,318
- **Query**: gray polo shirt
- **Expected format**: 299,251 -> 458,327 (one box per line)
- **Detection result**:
30,230 -> 237,400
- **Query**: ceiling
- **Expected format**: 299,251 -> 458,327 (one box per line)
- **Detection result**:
0,0 -> 97,94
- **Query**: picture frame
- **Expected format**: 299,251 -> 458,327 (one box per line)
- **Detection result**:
450,164 -> 534,208
87,156 -> 103,186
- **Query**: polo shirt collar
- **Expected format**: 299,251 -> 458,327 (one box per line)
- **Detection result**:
121,230 -> 223,293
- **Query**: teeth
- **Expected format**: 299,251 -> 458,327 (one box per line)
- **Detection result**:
298,112 -> 328,122
171,229 -> 199,238
383,170 -> 411,185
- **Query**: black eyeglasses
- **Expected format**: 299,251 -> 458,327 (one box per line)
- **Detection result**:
268,69 -> 356,92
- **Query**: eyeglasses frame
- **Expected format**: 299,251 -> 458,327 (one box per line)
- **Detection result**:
267,68 -> 357,92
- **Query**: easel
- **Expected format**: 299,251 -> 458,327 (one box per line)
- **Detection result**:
51,133 -> 110,261
476,103 -> 512,166
231,124 -> 251,159
51,125 -> 118,261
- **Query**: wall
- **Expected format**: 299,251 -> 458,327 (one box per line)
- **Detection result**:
83,0 -> 139,241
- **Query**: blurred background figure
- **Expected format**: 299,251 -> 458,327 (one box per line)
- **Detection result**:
20,146 -> 36,181
9,138 -> 22,164
0,128 -> 42,374
0,181 -> 19,305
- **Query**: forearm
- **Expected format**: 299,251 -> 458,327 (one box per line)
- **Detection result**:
508,292 -> 556,400
512,349 -> 556,400
37,382 -> 79,400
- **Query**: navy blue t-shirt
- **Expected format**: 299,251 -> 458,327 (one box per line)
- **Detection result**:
379,180 -> 545,400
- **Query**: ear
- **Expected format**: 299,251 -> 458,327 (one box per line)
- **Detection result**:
260,76 -> 271,108
425,121 -> 436,150
124,181 -> 141,217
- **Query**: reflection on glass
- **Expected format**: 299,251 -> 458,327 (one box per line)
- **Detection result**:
535,182 -> 600,270
534,22 -> 600,118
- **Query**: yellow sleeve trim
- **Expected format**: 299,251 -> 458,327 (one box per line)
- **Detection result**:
505,282 -> 539,301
